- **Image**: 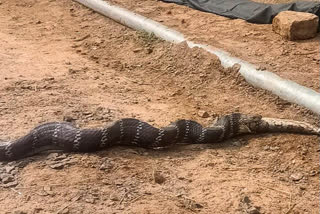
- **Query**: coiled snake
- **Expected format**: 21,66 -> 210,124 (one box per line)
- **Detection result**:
0,113 -> 319,161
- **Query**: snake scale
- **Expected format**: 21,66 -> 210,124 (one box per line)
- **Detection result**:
0,113 -> 319,161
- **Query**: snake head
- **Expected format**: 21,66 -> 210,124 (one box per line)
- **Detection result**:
212,113 -> 263,135
237,114 -> 262,134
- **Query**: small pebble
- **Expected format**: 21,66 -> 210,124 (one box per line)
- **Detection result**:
153,171 -> 165,184
2,180 -> 18,188
5,166 -> 15,174
198,110 -> 210,118
2,175 -> 14,184
47,153 -> 59,160
109,193 -> 119,201
43,186 -> 53,194
231,141 -> 242,147
263,146 -> 270,151
49,163 -> 65,170
300,186 -> 306,190
61,208 -> 69,214
290,173 -> 303,181
85,198 -> 96,204
63,115 -> 76,122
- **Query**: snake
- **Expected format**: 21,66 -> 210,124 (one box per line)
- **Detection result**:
0,113 -> 319,161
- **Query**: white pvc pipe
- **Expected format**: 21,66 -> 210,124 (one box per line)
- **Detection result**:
188,42 -> 320,114
74,0 -> 185,43
74,0 -> 320,115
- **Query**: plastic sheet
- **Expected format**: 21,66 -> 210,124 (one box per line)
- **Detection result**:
161,0 -> 320,25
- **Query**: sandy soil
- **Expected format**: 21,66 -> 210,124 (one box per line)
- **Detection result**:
0,0 -> 319,214
109,0 -> 320,90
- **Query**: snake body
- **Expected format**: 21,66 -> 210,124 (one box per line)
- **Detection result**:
0,113 -> 319,161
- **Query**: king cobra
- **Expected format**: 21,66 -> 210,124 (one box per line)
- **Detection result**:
0,113 -> 319,161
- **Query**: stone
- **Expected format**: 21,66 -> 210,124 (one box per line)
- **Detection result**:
54,154 -> 68,161
49,163 -> 65,170
109,193 -> 120,201
300,186 -> 306,191
272,11 -> 319,40
263,146 -> 270,151
231,141 -> 242,147
47,153 -> 60,160
290,173 -> 304,181
0,173 -> 6,180
63,115 -> 76,122
61,208 -> 69,214
99,159 -> 114,171
197,110 -> 210,118
2,180 -> 18,188
5,166 -> 15,174
153,170 -> 165,184
9,169 -> 18,176
242,196 -> 251,204
85,198 -> 96,204
269,146 -> 280,151
2,175 -> 14,184
43,186 -> 54,195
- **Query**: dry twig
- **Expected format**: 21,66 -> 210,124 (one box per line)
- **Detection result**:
55,194 -> 81,214
256,183 -> 291,196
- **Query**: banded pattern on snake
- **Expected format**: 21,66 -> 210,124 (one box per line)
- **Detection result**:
0,113 -> 319,161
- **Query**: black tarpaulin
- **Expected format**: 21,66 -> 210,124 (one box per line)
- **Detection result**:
160,0 -> 320,24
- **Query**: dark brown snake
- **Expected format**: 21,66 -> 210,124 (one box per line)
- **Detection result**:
0,113 -> 319,161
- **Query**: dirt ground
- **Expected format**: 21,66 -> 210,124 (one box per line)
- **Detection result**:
109,0 -> 320,90
0,0 -> 319,213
